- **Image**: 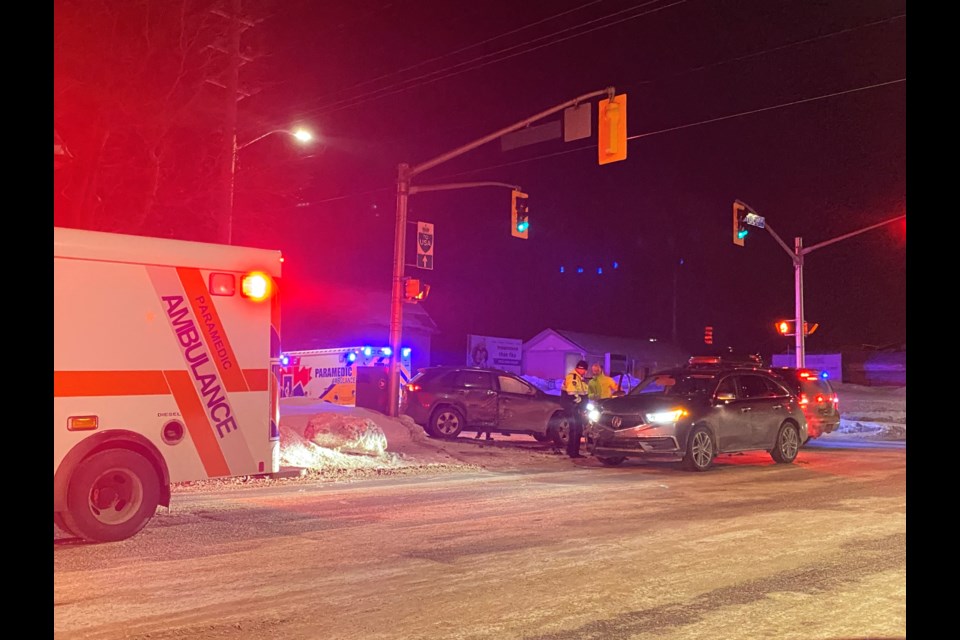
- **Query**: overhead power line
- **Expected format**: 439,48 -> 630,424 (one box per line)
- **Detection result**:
303,77 -> 906,206
299,0 -> 686,117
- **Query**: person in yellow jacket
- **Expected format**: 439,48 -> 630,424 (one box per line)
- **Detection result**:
588,363 -> 619,401
561,360 -> 590,458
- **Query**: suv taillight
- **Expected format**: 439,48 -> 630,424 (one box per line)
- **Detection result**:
798,392 -> 809,405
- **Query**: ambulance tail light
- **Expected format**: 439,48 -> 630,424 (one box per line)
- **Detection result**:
209,273 -> 236,296
241,272 -> 273,301
68,415 -> 99,431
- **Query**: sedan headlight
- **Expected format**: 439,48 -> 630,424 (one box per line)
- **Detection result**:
644,409 -> 687,424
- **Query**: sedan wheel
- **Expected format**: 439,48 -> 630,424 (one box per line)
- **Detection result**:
770,423 -> 800,463
683,426 -> 714,472
548,414 -> 571,448
430,407 -> 464,438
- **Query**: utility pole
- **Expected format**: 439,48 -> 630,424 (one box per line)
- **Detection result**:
221,0 -> 241,245
387,87 -> 617,416
734,200 -> 904,368
208,0 -> 257,245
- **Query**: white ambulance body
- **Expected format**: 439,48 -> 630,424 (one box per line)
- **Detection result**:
277,346 -> 412,404
54,227 -> 282,542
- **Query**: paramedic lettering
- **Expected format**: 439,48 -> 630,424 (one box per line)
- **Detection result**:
163,295 -> 239,438
315,367 -> 353,378
195,296 -> 234,370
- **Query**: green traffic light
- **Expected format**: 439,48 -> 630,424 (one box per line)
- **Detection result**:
738,229 -> 748,239
517,220 -> 529,233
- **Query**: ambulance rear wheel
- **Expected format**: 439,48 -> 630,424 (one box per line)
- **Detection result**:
61,449 -> 161,543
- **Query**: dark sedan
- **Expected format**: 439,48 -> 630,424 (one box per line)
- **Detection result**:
401,366 -> 570,443
584,359 -> 809,471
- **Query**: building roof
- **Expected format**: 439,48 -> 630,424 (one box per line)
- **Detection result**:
526,328 -> 689,363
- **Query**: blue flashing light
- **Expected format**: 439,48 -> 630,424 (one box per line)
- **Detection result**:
821,371 -> 829,379
346,351 -> 357,363
279,354 -> 290,366
362,346 -> 373,357
560,266 -> 565,273
401,347 -> 412,357
597,267 -> 603,274
612,261 -> 619,269
577,267 -> 584,274
381,347 -> 392,356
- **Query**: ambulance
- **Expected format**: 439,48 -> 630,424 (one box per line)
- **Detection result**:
54,227 -> 282,542
277,346 -> 412,404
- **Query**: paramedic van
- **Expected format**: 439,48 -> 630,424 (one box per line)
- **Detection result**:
54,227 -> 282,542
277,346 -> 412,404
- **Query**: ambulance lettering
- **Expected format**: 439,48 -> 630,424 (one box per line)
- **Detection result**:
163,295 -> 238,438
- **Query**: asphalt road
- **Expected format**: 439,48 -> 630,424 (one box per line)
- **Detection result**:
53,443 -> 906,640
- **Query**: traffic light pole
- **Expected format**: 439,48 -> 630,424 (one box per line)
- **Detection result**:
387,87 -> 616,416
742,205 -> 905,369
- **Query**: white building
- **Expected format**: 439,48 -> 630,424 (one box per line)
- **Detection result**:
523,329 -> 689,383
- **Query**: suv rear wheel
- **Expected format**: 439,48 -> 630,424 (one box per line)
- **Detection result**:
770,423 -> 800,463
430,406 -> 465,438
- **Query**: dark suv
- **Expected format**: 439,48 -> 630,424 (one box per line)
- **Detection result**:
768,367 -> 840,439
401,366 -> 570,443
584,356 -> 809,471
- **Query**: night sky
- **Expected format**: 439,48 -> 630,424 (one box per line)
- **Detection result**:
53,0 -> 906,364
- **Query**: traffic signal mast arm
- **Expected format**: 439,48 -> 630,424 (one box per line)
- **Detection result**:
409,181 -> 521,195
734,199 -> 905,369
406,87 -> 615,180
388,87 -> 618,416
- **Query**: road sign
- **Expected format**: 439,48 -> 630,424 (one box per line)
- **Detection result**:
416,221 -> 434,270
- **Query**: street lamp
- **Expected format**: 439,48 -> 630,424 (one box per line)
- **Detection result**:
226,127 -> 314,245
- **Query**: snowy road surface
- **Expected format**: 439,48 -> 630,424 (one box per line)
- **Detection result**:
54,443 -> 905,640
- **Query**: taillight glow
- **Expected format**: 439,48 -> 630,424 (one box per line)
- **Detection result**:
815,394 -> 825,403
798,393 -> 809,405
241,272 -> 272,301
209,272 -> 236,296
406,383 -> 422,392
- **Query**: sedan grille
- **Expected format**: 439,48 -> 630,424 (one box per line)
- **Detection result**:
599,413 -> 645,429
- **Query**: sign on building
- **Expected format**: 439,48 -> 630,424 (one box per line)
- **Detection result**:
467,334 -> 523,374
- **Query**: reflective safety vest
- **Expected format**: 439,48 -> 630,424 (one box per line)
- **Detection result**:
588,373 -> 618,400
562,371 -> 589,397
